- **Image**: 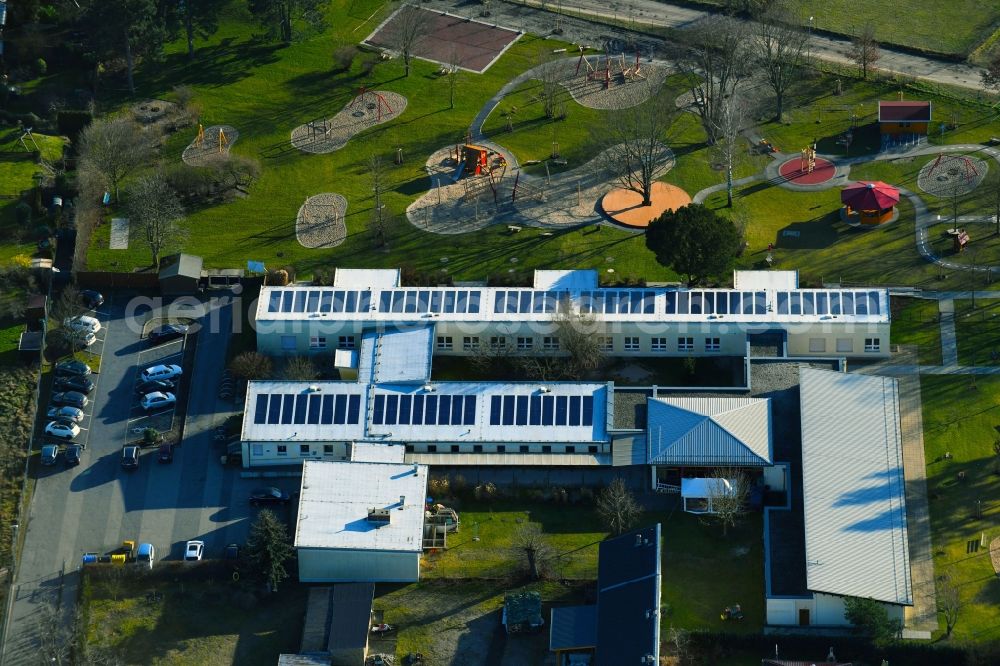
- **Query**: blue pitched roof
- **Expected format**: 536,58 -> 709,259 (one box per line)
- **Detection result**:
647,397 -> 772,466
549,605 -> 597,651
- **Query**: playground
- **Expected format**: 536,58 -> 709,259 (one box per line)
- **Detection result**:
296,193 -> 348,249
290,89 -> 407,154
182,124 -> 239,167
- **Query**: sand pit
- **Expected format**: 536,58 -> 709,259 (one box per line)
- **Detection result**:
291,90 -> 407,154
182,125 -> 239,167
131,99 -> 177,124
296,194 -> 347,249
601,182 -> 691,229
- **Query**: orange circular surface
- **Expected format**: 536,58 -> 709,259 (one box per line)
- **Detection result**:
601,182 -> 692,229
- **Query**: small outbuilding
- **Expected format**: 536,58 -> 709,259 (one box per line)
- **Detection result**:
840,180 -> 899,225
158,253 -> 203,296
878,101 -> 931,136
503,591 -> 544,634
680,477 -> 737,514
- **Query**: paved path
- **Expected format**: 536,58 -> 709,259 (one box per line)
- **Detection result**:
938,298 -> 958,367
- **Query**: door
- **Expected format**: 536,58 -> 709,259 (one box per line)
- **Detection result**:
798,608 -> 810,626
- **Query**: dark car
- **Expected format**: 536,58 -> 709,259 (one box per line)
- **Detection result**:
51,391 -> 88,408
135,379 -> 175,395
249,487 -> 290,506
54,360 -> 91,377
157,443 -> 173,464
40,444 -> 59,466
64,444 -> 82,467
54,375 -> 96,394
121,446 -> 139,470
80,290 -> 104,309
148,324 -> 189,346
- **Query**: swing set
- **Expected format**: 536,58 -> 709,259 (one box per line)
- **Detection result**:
193,124 -> 229,153
575,48 -> 646,89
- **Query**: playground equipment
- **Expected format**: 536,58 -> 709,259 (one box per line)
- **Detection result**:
511,172 -> 545,203
800,144 -> 817,174
576,48 -> 611,89
621,51 -> 645,82
576,48 -> 645,88
194,123 -> 205,148
349,86 -> 394,122
17,127 -> 40,153
953,228 -> 970,253
926,153 -> 980,187
217,127 -> 229,153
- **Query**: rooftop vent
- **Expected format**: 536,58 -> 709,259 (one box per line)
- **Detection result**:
422,384 -> 436,392
367,508 -> 391,525
307,385 -> 321,392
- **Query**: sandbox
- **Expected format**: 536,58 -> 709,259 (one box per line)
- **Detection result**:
291,90 -> 407,154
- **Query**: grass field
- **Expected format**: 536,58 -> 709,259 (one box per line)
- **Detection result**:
921,375 -> 1000,641
953,298 -> 1000,365
0,130 -> 66,266
891,297 -> 943,366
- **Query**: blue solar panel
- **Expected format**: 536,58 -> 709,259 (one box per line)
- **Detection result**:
505,292 -> 518,313
413,395 -> 425,425
293,394 -> 308,423
254,394 -> 268,424
555,396 -> 568,425
331,290 -> 344,312
457,291 -> 469,313
385,395 -> 398,425
379,292 -> 391,312
405,291 -> 418,313
293,291 -> 307,312
417,291 -> 430,312
569,395 -> 581,425
307,291 -> 319,312
519,292 -> 531,313
437,395 -> 451,423
391,291 -> 405,313
464,396 -> 476,425
425,395 -> 438,425
347,395 -> 361,424
490,396 -> 502,425
345,291 -> 357,312
372,395 -> 385,425
320,291 -> 332,312
281,291 -> 294,312
267,396 -> 282,424
582,396 -> 594,425
754,292 -> 767,314
443,291 -> 456,313
855,292 -> 868,314
307,394 -> 321,424
869,291 -> 880,315
502,395 -> 515,425
469,291 -> 481,313
542,395 -> 554,425
515,395 -> 529,425
357,291 -> 371,312
665,292 -> 676,314
776,292 -> 789,314
530,395 -> 542,425
281,394 -> 295,424
449,395 -> 462,424
842,291 -> 855,314
334,394 -> 347,424
268,291 -> 282,312
321,395 -> 334,423
399,395 -> 412,425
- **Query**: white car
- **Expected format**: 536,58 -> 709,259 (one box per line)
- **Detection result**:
141,364 -> 183,382
140,392 -> 176,411
45,421 -> 80,439
184,540 -> 205,562
63,315 -> 102,335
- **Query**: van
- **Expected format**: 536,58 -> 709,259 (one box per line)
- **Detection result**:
136,543 -> 155,569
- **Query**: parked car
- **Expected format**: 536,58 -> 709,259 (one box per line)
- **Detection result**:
80,290 -> 104,309
140,392 -> 176,411
63,315 -> 101,335
148,324 -> 190,345
54,360 -> 91,377
51,391 -> 88,408
54,375 -> 95,394
184,540 -> 205,562
157,443 -> 174,464
47,406 -> 84,423
121,446 -> 139,470
45,421 -> 80,440
249,487 -> 290,506
40,444 -> 59,466
64,444 -> 82,467
135,379 -> 175,395
72,331 -> 98,348
141,364 -> 182,382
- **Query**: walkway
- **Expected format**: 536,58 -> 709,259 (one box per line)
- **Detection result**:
938,299 -> 958,368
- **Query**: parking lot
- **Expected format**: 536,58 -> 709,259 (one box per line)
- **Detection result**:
4,290 -> 301,666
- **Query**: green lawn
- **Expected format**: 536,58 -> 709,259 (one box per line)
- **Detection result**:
0,130 -> 67,266
921,375 -> 1000,641
0,318 -> 23,368
953,299 -> 1000,366
891,297 -> 942,366
83,565 -> 306,665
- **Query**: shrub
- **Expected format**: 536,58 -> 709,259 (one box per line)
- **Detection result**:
35,58 -> 47,76
163,163 -> 215,200
474,481 -> 497,502
428,477 -> 451,498
268,269 -> 289,286
551,487 -> 568,504
230,351 -> 273,380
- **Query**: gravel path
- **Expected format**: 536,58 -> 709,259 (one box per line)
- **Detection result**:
290,90 -> 407,154
296,193 -> 348,248
182,125 -> 239,167
109,218 -> 129,250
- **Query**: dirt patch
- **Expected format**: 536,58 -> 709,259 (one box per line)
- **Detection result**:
131,99 -> 178,124
290,90 -> 407,154
296,193 -> 347,249
182,125 -> 239,167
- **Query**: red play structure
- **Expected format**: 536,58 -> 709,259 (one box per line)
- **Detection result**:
348,86 -> 394,122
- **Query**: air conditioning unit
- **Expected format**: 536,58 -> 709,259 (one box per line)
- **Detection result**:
367,508 -> 391,525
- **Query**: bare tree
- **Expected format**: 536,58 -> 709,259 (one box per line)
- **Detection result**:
446,48 -> 462,110
469,337 -> 511,376
603,95 -> 678,206
676,16 -> 751,144
367,154 -> 390,249
596,477 -> 642,536
388,4 -> 430,77
78,116 -> 156,202
280,356 -> 318,380
713,95 -> 747,207
554,301 -> 606,379
513,524 -> 551,580
126,174 -> 187,267
753,1 -> 808,120
536,51 -> 565,120
849,23 -> 880,80
230,351 -> 274,380
937,572 -> 962,638
705,468 -> 751,536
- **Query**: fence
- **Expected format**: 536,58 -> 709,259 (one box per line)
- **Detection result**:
75,271 -> 160,290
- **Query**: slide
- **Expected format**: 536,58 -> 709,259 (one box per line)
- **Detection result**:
451,161 -> 465,182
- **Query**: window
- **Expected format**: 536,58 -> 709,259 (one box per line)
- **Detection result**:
651,337 -> 668,352
566,445 -> 575,453
517,337 -> 533,351
865,337 -> 881,352
542,445 -> 552,453
597,336 -> 613,352
323,445 -> 333,455
337,336 -> 356,349
624,336 -> 640,352
427,445 -> 437,453
280,336 -> 296,351
473,445 -> 483,453
451,445 -> 460,453
405,444 -> 414,453
463,336 -> 479,351
497,445 -> 506,453
520,445 -> 529,453
705,337 -> 721,352
277,445 -> 287,456
490,336 -> 507,350
543,336 -> 560,351
299,444 -> 310,456
309,336 -> 326,349
588,445 -> 598,454
836,338 -> 854,353
252,443 -> 263,457
809,338 -> 826,353
678,337 -> 694,352
436,336 -> 453,351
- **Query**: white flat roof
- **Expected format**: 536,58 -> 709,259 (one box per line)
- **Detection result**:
351,442 -> 406,463
243,380 -> 608,444
333,268 -> 400,289
800,368 -> 912,606
358,326 -> 433,384
295,461 -> 427,552
533,269 -> 598,290
734,270 -> 798,291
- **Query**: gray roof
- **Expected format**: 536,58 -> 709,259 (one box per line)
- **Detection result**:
277,654 -> 330,666
358,326 -> 433,384
549,605 -> 597,651
799,368 -> 912,606
158,253 -> 203,279
328,583 -> 374,651
647,397 -> 772,466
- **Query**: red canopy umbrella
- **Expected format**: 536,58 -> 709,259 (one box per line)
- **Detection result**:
841,181 -> 899,210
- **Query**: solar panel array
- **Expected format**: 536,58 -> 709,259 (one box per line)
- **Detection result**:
266,289 -> 372,314
666,291 -> 768,315
775,290 -> 882,316
372,393 -> 477,426
253,392 -> 361,425
377,290 -> 481,314
493,290 -> 566,314
489,394 -> 595,427
578,290 -> 656,314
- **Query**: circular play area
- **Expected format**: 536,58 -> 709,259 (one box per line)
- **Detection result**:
547,55 -> 670,111
778,156 -> 836,185
600,182 -> 691,229
291,89 -> 407,154
296,193 -> 348,249
182,124 -> 239,167
917,153 -> 988,197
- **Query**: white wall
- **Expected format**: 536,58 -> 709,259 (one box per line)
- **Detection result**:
297,547 -> 420,583
242,440 -> 349,468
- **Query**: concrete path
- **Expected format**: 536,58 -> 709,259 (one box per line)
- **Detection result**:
938,299 -> 958,367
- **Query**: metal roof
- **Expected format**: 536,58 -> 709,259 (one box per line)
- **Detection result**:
294,461 -> 427,552
328,583 -> 374,651
404,452 -> 610,466
533,269 -> 598,290
358,326 -> 433,384
878,100 -> 931,122
799,368 -> 912,606
158,253 -> 203,279
647,397 -> 772,466
351,441 -> 406,463
549,605 -> 597,651
243,380 -> 608,445
333,268 -> 400,288
733,269 -> 798,290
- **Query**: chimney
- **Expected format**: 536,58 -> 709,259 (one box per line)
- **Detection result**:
399,495 -> 405,508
